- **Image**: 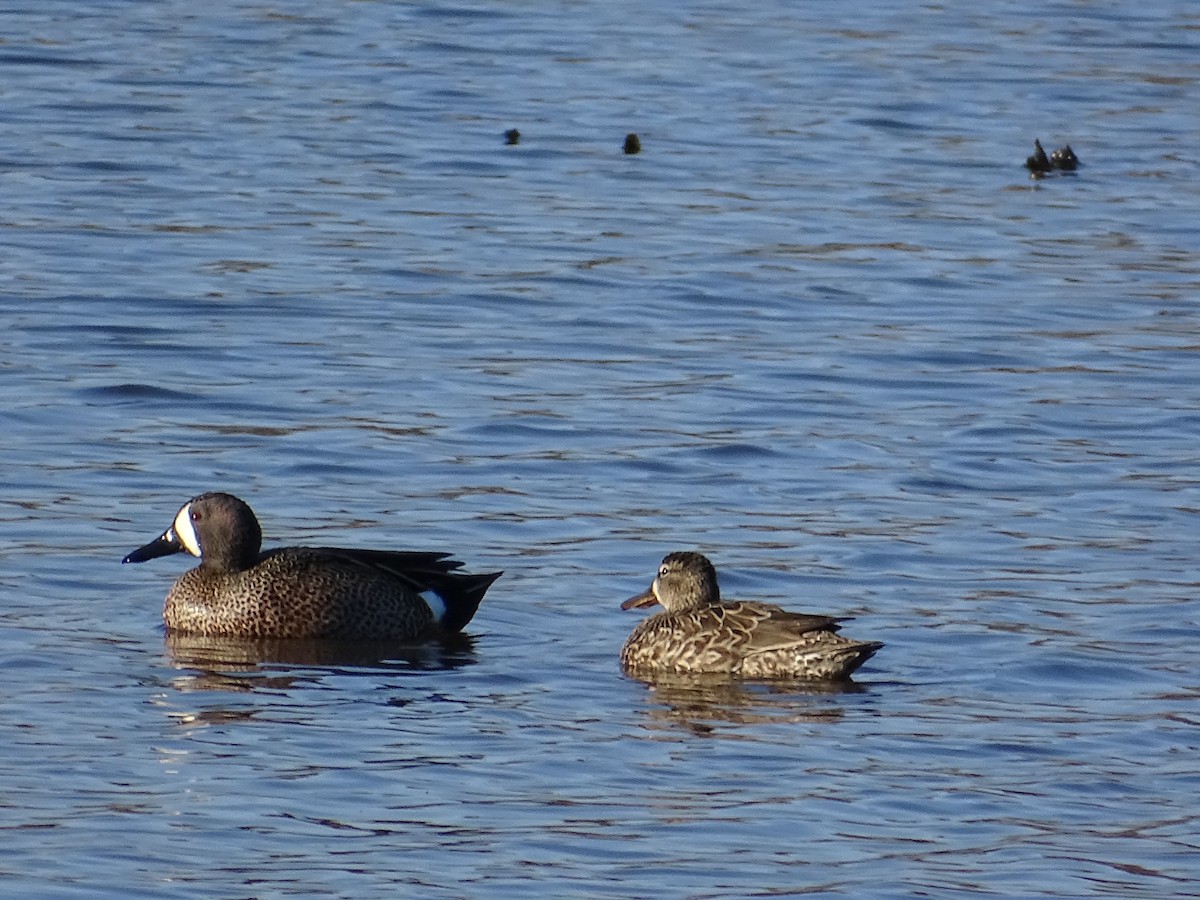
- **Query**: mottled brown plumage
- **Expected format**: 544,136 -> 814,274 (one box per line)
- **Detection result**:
620,552 -> 881,680
123,492 -> 500,640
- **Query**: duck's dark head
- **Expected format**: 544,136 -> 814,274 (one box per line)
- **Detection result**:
122,492 -> 262,572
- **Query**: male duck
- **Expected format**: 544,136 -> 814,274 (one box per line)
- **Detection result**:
620,551 -> 881,680
123,492 -> 501,640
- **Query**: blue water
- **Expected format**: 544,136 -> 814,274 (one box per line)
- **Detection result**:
2,1 -> 1199,896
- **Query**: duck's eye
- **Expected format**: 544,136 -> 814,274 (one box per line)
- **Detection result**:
659,565 -> 670,577
190,510 -> 202,522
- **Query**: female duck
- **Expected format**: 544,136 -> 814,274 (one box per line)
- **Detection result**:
621,551 -> 881,680
123,492 -> 500,640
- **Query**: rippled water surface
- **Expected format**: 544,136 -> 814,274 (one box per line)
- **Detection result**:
3,1 -> 1200,896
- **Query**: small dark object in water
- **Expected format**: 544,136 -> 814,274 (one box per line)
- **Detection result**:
1025,139 -> 1080,179
1025,139 -> 1051,176
1050,144 -> 1078,171
504,128 -> 520,145
623,133 -> 641,155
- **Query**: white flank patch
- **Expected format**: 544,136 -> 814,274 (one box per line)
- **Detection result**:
420,589 -> 447,622
172,503 -> 202,557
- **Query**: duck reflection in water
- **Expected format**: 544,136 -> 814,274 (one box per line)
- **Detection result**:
635,674 -> 867,735
158,633 -> 478,736
163,631 -> 477,687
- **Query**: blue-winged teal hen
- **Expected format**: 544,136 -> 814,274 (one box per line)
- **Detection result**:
122,492 -> 501,640
620,552 -> 881,680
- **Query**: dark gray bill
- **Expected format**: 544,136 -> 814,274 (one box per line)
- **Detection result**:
122,529 -> 184,564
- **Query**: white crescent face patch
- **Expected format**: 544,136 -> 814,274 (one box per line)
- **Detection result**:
172,502 -> 202,557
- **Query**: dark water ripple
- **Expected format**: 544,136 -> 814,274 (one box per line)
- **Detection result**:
2,0 -> 1200,897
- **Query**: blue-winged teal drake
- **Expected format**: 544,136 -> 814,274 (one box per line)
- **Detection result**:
620,551 -> 881,680
122,492 -> 501,640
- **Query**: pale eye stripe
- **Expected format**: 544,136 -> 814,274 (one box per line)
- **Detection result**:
419,589 -> 446,622
173,504 -> 202,557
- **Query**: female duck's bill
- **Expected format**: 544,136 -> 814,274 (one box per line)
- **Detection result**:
621,586 -> 658,610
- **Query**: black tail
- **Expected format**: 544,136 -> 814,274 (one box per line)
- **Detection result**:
314,548 -> 501,633
436,570 -> 503,632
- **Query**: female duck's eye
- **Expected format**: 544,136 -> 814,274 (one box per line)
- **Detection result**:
659,565 -> 670,577
190,510 -> 202,521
